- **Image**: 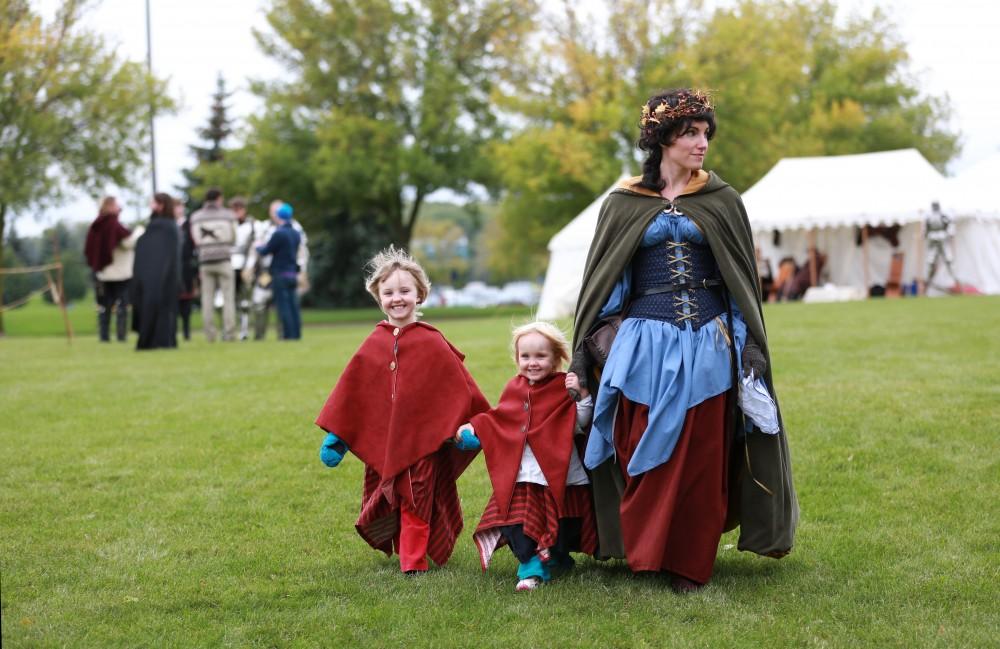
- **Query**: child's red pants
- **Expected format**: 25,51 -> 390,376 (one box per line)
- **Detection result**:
394,505 -> 430,572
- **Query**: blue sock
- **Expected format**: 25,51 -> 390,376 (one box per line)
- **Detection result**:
517,555 -> 551,582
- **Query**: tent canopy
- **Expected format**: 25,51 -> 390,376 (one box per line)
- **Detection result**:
536,176 -> 627,319
943,153 -> 1000,220
742,149 -> 946,231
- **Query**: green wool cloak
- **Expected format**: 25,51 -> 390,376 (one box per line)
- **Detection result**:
569,172 -> 798,559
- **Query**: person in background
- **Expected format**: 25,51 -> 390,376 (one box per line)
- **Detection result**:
924,201 -> 960,292
131,193 -> 180,350
84,196 -> 144,343
175,200 -> 198,341
229,196 -> 260,340
190,187 -> 238,342
254,202 -> 302,340
244,199 -> 310,339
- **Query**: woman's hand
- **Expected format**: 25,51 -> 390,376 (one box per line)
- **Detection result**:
566,372 -> 589,401
742,333 -> 767,378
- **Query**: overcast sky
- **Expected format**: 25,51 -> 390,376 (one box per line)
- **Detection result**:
18,0 -> 1000,235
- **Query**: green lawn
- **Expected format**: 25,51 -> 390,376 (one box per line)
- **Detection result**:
0,293 -> 531,337
1,297 -> 998,647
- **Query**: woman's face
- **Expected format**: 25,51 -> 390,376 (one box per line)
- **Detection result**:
150,198 -> 163,213
663,120 -> 710,173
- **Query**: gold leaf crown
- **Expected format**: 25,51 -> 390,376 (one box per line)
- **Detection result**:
640,90 -> 714,127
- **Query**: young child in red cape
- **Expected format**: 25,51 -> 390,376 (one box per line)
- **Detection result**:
455,321 -> 598,591
315,247 -> 489,574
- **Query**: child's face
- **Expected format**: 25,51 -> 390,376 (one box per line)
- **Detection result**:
516,332 -> 557,383
379,269 -> 420,326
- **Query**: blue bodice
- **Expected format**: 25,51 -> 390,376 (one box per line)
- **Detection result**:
585,210 -> 747,476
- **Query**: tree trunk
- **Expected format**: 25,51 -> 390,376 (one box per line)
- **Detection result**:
0,202 -> 7,336
401,189 -> 424,249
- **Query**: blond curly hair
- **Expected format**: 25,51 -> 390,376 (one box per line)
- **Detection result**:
364,245 -> 431,306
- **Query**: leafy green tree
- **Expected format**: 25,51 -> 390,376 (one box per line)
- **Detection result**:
0,0 -> 173,333
489,0 -> 959,278
487,0 -> 689,279
39,221 -> 89,304
253,0 -> 540,246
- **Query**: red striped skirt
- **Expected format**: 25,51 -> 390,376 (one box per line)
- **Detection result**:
473,482 -> 597,570
354,450 -> 465,567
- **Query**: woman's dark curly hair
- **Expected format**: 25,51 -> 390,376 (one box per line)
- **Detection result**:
637,88 -> 716,193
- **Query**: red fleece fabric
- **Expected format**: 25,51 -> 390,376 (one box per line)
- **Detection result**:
471,373 -> 578,518
316,321 -> 489,483
84,211 -> 131,273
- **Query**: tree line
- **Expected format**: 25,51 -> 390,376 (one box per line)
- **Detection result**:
1,0 -> 959,327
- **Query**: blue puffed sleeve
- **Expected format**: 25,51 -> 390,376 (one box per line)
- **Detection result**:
598,268 -> 631,318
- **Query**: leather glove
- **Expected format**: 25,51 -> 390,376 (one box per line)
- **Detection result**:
320,432 -> 348,467
741,333 -> 767,378
454,425 -> 481,451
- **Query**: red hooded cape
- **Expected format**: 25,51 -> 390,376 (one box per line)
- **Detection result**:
470,373 -> 578,518
315,321 -> 489,484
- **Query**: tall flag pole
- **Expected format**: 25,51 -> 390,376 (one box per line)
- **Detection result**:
145,0 -> 158,194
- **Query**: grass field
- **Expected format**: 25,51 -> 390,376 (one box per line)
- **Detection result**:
1,296 -> 998,648
0,293 -> 532,337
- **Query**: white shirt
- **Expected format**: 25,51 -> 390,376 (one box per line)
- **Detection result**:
515,395 -> 592,486
96,227 -> 144,282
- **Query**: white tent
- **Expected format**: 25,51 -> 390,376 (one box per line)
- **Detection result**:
941,154 -> 1000,294
743,149 -> 1000,295
536,176 -> 628,319
943,153 -> 1000,219
537,150 -> 1000,317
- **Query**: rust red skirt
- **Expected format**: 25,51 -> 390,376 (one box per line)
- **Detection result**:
613,392 -> 729,584
354,450 -> 465,567
473,482 -> 597,570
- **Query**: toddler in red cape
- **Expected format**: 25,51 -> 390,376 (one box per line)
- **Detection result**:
456,321 -> 598,591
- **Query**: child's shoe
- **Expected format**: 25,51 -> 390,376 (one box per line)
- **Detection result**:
515,576 -> 543,592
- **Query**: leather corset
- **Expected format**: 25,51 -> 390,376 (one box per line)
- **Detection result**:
627,240 -> 725,330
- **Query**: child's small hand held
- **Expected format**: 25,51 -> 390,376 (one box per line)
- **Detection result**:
565,372 -> 589,401
320,432 -> 348,468
454,424 -> 481,451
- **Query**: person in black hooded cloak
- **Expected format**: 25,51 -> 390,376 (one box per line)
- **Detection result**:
132,192 -> 181,350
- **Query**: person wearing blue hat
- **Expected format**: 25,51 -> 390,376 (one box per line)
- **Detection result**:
255,202 -> 303,339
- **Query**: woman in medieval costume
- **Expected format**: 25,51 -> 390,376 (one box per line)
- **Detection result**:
569,88 -> 798,592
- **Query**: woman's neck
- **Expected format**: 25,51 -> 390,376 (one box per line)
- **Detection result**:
658,162 -> 695,201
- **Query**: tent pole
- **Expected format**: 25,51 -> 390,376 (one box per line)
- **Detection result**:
808,228 -> 818,288
915,219 -> 926,295
861,226 -> 870,297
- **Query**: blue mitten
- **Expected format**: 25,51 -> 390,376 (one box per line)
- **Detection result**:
454,426 -> 481,451
320,432 -> 348,467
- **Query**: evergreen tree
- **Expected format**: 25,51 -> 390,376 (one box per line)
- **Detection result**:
177,73 -> 234,208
